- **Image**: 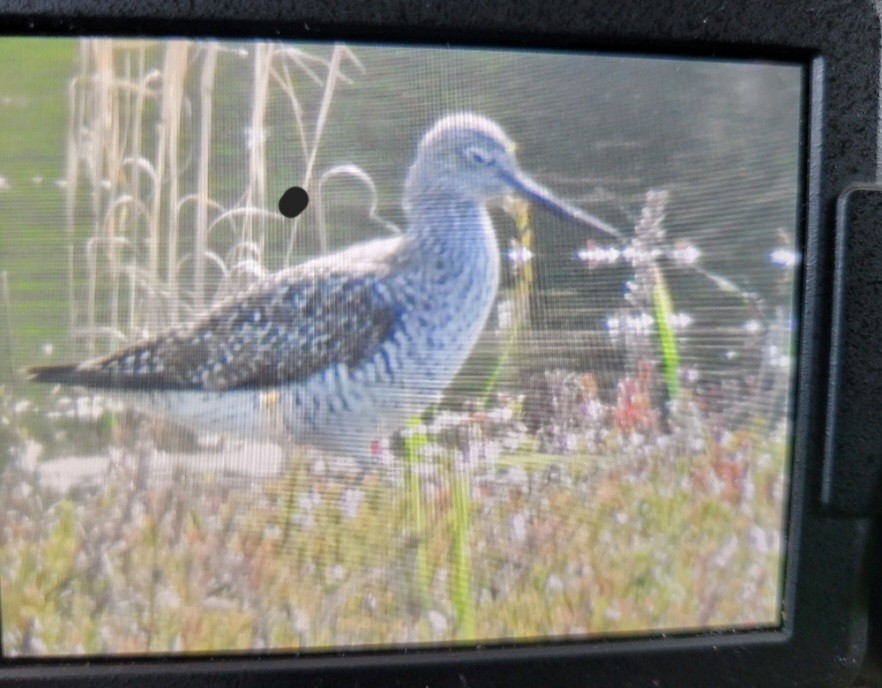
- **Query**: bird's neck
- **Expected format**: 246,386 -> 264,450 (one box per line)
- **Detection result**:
403,192 -> 497,263
396,191 -> 502,354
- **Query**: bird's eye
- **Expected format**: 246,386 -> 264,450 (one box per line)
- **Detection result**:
465,146 -> 494,166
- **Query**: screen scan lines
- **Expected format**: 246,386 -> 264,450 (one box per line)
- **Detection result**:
0,38 -> 800,656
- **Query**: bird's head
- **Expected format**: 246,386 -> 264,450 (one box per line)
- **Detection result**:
405,113 -> 522,204
404,113 -> 622,240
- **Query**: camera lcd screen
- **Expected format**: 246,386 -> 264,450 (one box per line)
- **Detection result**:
0,37 -> 802,656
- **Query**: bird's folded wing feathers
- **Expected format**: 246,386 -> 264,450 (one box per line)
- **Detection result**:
27,265 -> 398,392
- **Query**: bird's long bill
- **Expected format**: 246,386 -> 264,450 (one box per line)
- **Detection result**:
506,170 -> 624,240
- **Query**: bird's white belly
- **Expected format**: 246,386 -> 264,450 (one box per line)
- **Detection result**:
122,388 -> 286,440
277,316 -> 487,456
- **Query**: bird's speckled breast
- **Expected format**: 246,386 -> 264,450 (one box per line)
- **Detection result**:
282,205 -> 501,453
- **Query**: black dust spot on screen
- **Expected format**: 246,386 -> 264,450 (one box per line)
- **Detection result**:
278,186 -> 309,218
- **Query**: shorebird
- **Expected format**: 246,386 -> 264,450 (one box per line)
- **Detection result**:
28,113 -> 621,459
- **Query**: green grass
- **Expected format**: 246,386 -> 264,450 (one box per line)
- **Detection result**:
0,39 -> 75,366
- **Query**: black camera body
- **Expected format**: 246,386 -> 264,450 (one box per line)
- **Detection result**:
0,1 -> 880,686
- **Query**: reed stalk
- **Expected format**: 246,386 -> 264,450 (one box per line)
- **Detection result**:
83,42 -> 106,354
146,49 -> 168,335
105,46 -> 124,346
482,199 -> 534,405
161,41 -> 190,325
0,271 -> 14,379
126,44 -> 148,335
64,45 -> 88,354
243,43 -> 272,248
286,44 -> 347,263
194,44 -> 219,311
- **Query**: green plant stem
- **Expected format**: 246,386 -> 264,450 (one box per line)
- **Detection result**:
449,458 -> 474,637
651,264 -> 681,400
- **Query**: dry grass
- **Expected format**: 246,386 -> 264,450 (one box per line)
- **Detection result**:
64,39 -> 362,355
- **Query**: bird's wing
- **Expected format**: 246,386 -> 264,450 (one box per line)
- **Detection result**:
28,257 -> 400,392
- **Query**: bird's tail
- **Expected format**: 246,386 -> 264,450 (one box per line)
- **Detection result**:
25,363 -> 175,390
25,364 -> 84,385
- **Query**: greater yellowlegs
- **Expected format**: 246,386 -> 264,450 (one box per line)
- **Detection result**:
28,113 -> 621,458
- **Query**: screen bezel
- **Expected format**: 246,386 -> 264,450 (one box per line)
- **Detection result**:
0,0 -> 877,685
